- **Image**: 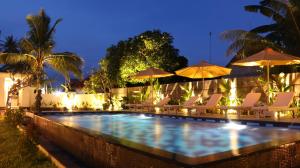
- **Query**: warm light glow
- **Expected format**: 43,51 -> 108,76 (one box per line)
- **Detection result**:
4,78 -> 14,105
154,120 -> 162,145
181,108 -> 189,115
154,107 -> 160,113
183,123 -> 190,138
112,95 -> 123,110
223,122 -> 247,130
138,114 -> 151,119
62,93 -> 75,111
228,79 -> 237,114
279,72 -> 285,78
92,94 -> 105,110
229,128 -> 240,156
229,79 -> 237,106
53,90 -> 64,96
51,92 -> 107,111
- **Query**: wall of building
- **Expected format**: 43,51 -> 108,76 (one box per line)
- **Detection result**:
2,72 -> 300,109
0,73 -> 26,107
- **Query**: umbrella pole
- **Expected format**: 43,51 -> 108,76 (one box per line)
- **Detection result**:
202,67 -> 204,91
150,78 -> 154,105
267,64 -> 270,104
202,77 -> 204,91
152,81 -> 154,105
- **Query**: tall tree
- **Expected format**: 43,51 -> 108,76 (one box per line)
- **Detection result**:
0,35 -> 19,53
222,0 -> 300,59
0,9 -> 84,113
0,35 -> 32,74
100,30 -> 188,87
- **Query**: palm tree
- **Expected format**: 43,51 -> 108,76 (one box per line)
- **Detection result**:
0,35 -> 19,53
0,35 -> 32,74
0,9 -> 84,113
221,0 -> 300,58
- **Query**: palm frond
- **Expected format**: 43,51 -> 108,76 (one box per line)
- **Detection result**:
25,9 -> 54,51
0,53 -> 35,64
250,23 -> 278,33
245,5 -> 285,22
220,29 -> 248,42
47,18 -> 62,41
46,52 -> 84,79
221,29 -> 281,57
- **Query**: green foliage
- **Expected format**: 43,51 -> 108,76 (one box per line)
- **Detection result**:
124,91 -> 140,104
4,109 -> 25,126
0,35 -> 32,74
83,69 -> 108,94
103,102 -> 110,110
219,79 -> 231,95
257,73 -> 292,103
112,95 -> 123,109
293,95 -> 300,109
168,98 -> 180,105
81,101 -> 91,110
0,35 -> 19,53
0,118 -> 54,168
219,79 -> 241,106
139,86 -> 151,101
179,83 -> 193,103
222,0 -> 300,59
153,79 -> 162,102
100,30 -> 188,87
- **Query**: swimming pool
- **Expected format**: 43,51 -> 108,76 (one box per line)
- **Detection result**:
45,113 -> 300,164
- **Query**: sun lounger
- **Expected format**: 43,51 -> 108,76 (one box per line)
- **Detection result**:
143,96 -> 171,112
220,93 -> 261,117
253,92 -> 298,118
163,95 -> 200,115
190,94 -> 222,116
125,98 -> 153,111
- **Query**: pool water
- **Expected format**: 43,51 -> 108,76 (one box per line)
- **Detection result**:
46,113 -> 300,158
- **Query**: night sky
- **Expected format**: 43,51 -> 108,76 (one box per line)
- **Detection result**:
0,0 -> 270,79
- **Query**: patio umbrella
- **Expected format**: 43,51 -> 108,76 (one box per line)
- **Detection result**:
175,60 -> 232,90
132,67 -> 174,79
132,67 -> 174,103
233,48 -> 300,84
232,48 -> 300,101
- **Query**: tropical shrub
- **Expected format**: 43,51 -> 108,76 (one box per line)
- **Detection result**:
5,109 -> 25,126
179,83 -> 193,103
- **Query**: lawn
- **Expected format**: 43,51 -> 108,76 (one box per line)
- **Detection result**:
0,117 -> 55,168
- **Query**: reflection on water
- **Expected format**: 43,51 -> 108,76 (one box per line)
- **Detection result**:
229,129 -> 239,156
154,120 -> 162,146
46,114 -> 300,157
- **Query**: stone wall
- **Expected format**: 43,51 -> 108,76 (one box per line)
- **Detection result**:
32,115 -> 181,168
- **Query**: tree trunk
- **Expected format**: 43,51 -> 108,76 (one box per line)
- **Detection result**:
35,68 -> 43,114
109,91 -> 114,110
35,89 -> 42,114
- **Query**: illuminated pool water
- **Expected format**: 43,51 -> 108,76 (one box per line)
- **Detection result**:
45,113 -> 300,158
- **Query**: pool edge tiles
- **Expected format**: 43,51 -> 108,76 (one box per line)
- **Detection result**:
36,113 -> 300,167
